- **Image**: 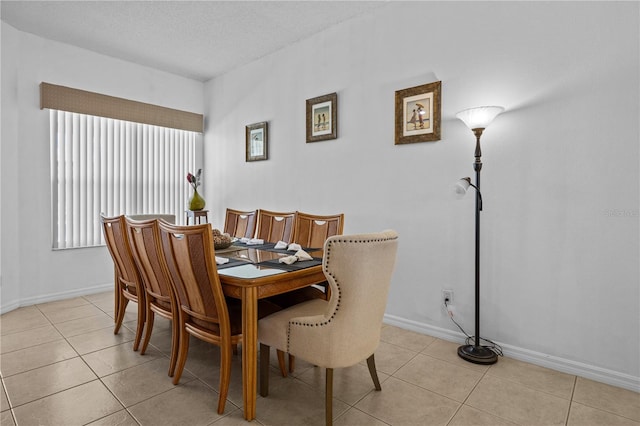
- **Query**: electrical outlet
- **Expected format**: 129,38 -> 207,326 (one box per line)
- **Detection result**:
442,289 -> 453,305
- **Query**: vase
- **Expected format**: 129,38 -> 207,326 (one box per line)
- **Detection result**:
188,188 -> 206,211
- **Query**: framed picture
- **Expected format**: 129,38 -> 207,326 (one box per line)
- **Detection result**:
246,121 -> 268,162
395,81 -> 441,145
306,92 -> 337,143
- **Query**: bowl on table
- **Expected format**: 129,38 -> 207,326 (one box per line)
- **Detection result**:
213,229 -> 233,250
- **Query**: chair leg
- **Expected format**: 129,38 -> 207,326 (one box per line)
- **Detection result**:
325,368 -> 333,426
140,305 -> 154,355
232,344 -> 239,355
217,343 -> 232,414
289,353 -> 295,373
168,315 -> 179,377
277,349 -> 287,377
260,343 -> 270,397
172,318 -> 190,385
113,291 -> 127,335
132,297 -> 145,352
366,354 -> 382,391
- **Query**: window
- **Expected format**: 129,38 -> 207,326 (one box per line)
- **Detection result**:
50,110 -> 199,249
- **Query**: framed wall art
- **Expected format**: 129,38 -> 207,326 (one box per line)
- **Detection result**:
306,92 -> 337,143
394,81 -> 441,145
246,121 -> 268,162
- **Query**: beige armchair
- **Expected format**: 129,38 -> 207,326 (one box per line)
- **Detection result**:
258,230 -> 399,426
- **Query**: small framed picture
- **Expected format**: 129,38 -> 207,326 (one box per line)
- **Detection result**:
246,121 -> 268,162
395,81 -> 441,145
306,92 -> 337,143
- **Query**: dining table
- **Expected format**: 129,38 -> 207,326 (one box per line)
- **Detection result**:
215,242 -> 326,421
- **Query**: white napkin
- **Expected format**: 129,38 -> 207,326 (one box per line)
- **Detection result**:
274,240 -> 288,249
239,237 -> 250,243
278,249 -> 314,265
287,243 -> 302,252
215,256 -> 229,265
246,238 -> 264,245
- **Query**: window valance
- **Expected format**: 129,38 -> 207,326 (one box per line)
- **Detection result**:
40,82 -> 203,133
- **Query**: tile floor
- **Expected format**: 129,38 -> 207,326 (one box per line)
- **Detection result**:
1,291 -> 639,426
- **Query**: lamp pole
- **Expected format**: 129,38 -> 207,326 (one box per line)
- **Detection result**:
455,106 -> 504,365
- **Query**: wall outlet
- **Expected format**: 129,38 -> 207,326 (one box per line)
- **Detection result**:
442,289 -> 453,305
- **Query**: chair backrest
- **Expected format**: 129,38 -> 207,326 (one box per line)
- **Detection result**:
255,210 -> 296,243
101,214 -> 141,293
288,230 -> 398,368
157,221 -> 231,337
292,212 -> 344,249
125,217 -> 175,306
127,214 -> 176,224
223,209 -> 257,238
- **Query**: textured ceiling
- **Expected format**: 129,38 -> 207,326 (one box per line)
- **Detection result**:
1,1 -> 387,82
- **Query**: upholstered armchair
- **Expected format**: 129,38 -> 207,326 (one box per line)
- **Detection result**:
258,230 -> 398,426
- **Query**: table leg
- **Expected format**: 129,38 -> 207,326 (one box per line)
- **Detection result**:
242,286 -> 258,421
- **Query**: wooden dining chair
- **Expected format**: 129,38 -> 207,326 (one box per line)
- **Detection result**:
125,217 -> 179,377
270,211 -> 345,376
255,209 -> 296,243
258,230 -> 399,426
157,221 -> 280,414
291,211 -> 344,249
223,208 -> 257,238
100,214 -> 145,352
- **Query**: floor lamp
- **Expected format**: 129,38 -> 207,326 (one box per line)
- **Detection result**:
454,106 -> 504,365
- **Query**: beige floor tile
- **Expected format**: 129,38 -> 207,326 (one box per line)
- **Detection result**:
54,312 -> 116,337
0,339 -> 78,377
82,341 -> 162,377
0,306 -> 50,335
568,401 -> 640,425
256,377 -> 350,426
355,376 -> 459,425
297,362 -> 390,405
40,303 -> 107,324
210,407 -> 264,425
421,338 -> 491,373
448,405 -> 516,425
67,324 -> 135,355
83,290 -> 114,305
180,339 -> 249,409
128,379 -> 231,425
102,357 -> 195,407
380,324 -> 437,352
367,340 -> 418,375
466,375 -> 570,425
1,410 -> 15,426
487,356 -> 576,399
0,381 -> 9,412
86,409 -> 140,426
36,296 -> 90,314
3,357 -> 97,407
394,353 -> 482,402
1,324 -> 64,354
12,380 -> 123,426
334,407 -> 389,426
573,377 -> 640,422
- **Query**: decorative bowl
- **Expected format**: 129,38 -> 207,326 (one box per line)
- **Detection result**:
213,230 -> 233,250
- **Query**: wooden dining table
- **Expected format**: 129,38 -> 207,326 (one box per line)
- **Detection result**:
216,245 -> 326,421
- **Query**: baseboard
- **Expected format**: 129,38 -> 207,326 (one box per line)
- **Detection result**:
0,282 -> 113,314
383,313 -> 640,394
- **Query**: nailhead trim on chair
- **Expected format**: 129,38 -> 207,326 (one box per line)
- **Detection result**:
285,233 -> 398,351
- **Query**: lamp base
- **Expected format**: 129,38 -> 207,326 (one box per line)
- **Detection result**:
457,344 -> 498,365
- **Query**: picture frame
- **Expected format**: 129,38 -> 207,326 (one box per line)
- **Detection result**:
394,81 -> 441,145
306,92 -> 337,143
246,121 -> 268,162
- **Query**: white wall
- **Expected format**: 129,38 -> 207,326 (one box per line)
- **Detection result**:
204,2 -> 639,390
0,22 -> 204,311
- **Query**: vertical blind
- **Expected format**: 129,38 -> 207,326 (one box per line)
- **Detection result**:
50,110 -> 198,249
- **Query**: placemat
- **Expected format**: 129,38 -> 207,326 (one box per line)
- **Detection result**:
257,258 -> 323,272
216,257 -> 251,270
